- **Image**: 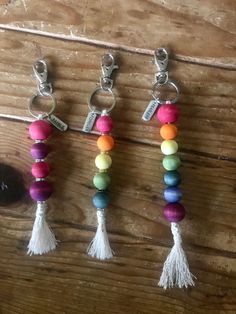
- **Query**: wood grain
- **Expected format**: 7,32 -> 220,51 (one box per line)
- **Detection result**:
0,30 -> 235,160
0,119 -> 235,314
0,0 -> 236,67
0,3 -> 235,312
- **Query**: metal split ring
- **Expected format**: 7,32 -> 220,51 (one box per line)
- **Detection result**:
88,87 -> 116,114
152,80 -> 179,104
28,93 -> 57,119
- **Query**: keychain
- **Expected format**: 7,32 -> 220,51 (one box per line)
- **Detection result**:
142,48 -> 195,289
83,53 -> 118,260
27,59 -> 67,255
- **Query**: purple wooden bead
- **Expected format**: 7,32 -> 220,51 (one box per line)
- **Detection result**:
163,202 -> 185,222
29,180 -> 53,201
31,143 -> 50,160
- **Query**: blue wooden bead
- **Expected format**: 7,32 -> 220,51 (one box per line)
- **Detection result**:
164,171 -> 181,186
164,187 -> 182,203
92,191 -> 110,209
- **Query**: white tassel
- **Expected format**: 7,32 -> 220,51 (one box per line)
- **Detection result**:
87,210 -> 113,260
158,222 -> 195,289
27,202 -> 57,255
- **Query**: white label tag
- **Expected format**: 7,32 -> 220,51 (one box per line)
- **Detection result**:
142,99 -> 160,121
83,111 -> 97,133
48,114 -> 68,131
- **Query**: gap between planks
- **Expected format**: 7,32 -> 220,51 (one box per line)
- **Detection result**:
0,25 -> 236,71
1,114 -> 236,164
1,208 -> 236,260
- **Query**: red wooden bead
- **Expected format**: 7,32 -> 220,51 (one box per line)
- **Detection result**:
31,162 -> 50,178
29,120 -> 53,140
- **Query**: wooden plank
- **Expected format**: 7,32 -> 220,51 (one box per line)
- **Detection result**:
0,30 -> 235,159
1,118 -> 236,253
0,0 -> 236,67
0,118 -> 236,313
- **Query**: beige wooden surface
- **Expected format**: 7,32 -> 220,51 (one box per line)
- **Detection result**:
0,1 -> 235,313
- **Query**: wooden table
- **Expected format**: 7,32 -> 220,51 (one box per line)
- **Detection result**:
0,1 -> 235,313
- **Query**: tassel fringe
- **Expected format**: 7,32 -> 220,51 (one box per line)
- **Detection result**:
87,210 -> 113,260
27,202 -> 57,255
158,222 -> 195,289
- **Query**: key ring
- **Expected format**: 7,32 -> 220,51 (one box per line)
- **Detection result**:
28,93 -> 57,119
83,53 -> 118,133
28,59 -> 56,119
88,87 -> 116,114
152,80 -> 179,104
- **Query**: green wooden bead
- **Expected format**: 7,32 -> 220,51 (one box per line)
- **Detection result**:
163,155 -> 181,171
93,172 -> 111,190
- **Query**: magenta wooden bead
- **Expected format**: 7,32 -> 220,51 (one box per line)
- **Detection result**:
163,202 -> 185,222
31,143 -> 50,159
29,180 -> 53,201
96,115 -> 114,133
29,120 -> 53,140
157,104 -> 180,124
31,162 -> 50,178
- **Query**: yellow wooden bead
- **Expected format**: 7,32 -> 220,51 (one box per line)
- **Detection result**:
95,153 -> 112,170
161,140 -> 178,155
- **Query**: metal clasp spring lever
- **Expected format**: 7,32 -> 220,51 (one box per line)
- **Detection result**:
33,59 -> 53,96
100,53 -> 119,90
154,48 -> 169,85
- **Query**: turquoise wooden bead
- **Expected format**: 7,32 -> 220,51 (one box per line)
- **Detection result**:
95,153 -> 112,170
93,172 -> 111,190
163,155 -> 181,171
164,171 -> 181,186
92,191 -> 110,209
161,140 -> 178,155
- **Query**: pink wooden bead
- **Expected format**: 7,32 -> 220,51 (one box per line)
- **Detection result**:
31,162 -> 50,178
29,120 -> 53,140
157,104 -> 179,124
96,115 -> 114,134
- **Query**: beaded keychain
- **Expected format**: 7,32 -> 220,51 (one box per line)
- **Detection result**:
83,53 -> 118,260
142,48 -> 195,289
27,59 -> 67,255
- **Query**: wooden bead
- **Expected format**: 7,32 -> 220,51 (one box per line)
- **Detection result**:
160,124 -> 178,140
92,191 -> 110,209
157,104 -> 179,124
95,153 -> 112,170
161,140 -> 178,155
163,202 -> 185,222
97,135 -> 114,152
31,142 -> 50,159
164,171 -> 181,186
93,172 -> 111,190
96,115 -> 114,134
29,120 -> 53,141
31,162 -> 50,178
29,180 -> 53,201
163,155 -> 181,171
164,187 -> 182,203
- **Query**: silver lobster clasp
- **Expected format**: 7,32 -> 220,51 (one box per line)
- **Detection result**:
100,53 -> 119,90
154,48 -> 169,72
33,59 -> 52,96
154,48 -> 169,85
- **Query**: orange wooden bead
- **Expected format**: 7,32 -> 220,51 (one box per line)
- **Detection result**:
97,135 -> 114,151
160,124 -> 178,140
